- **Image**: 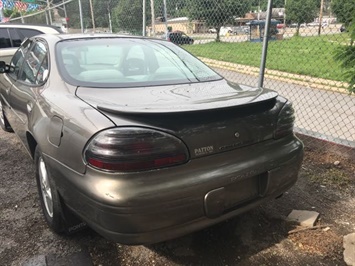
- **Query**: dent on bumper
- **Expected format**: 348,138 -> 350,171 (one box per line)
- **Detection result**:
46,135 -> 303,245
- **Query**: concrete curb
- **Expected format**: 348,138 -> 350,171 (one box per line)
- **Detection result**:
200,57 -> 352,95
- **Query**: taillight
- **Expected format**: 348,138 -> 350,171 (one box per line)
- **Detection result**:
84,127 -> 189,172
274,101 -> 295,139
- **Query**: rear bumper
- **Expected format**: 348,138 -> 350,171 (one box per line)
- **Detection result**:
46,135 -> 303,245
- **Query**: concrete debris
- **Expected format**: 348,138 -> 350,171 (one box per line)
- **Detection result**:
344,233 -> 355,266
287,210 -> 320,227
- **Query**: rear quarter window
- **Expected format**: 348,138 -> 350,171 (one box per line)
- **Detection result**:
9,28 -> 22,47
18,29 -> 42,39
0,28 -> 11,48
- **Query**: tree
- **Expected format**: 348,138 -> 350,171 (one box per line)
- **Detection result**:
111,0 -> 143,34
187,0 -> 252,42
334,12 -> 355,94
65,0 -> 91,29
285,0 -> 318,36
252,0 -> 286,11
93,0 -> 120,29
331,0 -> 355,27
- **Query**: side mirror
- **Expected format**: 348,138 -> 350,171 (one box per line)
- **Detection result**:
0,61 -> 13,73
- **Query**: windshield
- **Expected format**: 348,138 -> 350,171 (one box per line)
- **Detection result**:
56,37 -> 222,88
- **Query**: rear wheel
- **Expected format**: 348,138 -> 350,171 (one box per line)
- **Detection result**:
0,100 -> 13,132
35,146 -> 66,234
35,146 -> 87,234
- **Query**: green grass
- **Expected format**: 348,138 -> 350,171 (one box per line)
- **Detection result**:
184,33 -> 351,82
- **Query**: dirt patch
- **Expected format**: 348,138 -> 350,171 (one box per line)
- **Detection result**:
0,130 -> 354,265
289,229 -> 343,258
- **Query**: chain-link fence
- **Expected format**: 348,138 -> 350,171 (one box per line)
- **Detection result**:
2,0 -> 354,153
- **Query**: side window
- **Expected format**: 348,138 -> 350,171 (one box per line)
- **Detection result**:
21,41 -> 48,85
0,28 -> 12,48
9,28 -> 22,47
9,39 -> 33,79
18,29 -> 42,40
34,42 -> 49,84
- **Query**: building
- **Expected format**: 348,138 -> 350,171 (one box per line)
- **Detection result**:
148,17 -> 204,35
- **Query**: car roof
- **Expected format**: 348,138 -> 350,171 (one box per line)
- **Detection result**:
0,23 -> 63,33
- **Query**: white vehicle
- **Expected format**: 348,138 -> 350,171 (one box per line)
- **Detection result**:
219,27 -> 233,36
0,24 -> 62,63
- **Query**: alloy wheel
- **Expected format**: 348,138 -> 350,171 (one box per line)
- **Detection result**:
38,157 -> 53,218
0,101 -> 5,126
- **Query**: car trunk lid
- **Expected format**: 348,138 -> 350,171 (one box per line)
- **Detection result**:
76,80 -> 280,158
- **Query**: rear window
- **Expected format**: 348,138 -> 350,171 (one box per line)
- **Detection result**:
56,38 -> 221,88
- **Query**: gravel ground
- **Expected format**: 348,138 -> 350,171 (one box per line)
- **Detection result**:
0,129 -> 354,266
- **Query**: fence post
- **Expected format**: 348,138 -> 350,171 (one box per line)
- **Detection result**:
78,0 -> 84,33
258,0 -> 273,88
143,0 -> 146,36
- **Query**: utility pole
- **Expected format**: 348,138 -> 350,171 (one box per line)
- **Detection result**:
143,0 -> 146,36
150,0 -> 155,37
108,0 -> 112,33
318,0 -> 324,36
89,0 -> 95,33
62,0 -> 67,19
47,0 -> 52,24
284,0 -> 287,28
163,0 -> 168,37
78,0 -> 84,33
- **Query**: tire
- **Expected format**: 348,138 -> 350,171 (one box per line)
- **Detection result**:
35,146 -> 86,234
35,146 -> 66,234
0,100 -> 13,132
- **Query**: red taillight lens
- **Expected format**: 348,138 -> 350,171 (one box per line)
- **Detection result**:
274,101 -> 295,139
84,128 -> 189,172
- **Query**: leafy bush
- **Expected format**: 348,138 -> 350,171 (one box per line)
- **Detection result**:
334,14 -> 355,93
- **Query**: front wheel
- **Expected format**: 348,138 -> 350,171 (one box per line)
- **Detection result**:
0,100 -> 13,132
